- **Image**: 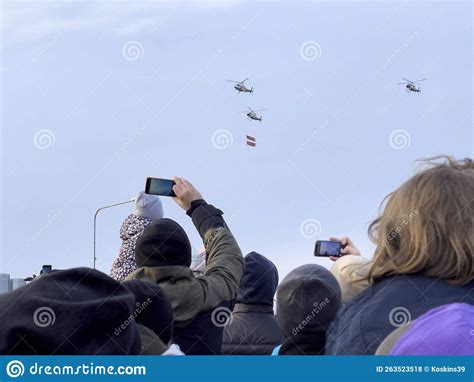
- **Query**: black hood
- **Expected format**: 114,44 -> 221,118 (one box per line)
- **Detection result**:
277,264 -> 342,339
135,218 -> 192,268
0,267 -> 172,355
236,252 -> 279,306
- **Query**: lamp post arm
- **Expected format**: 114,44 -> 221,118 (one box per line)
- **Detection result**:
93,198 -> 135,269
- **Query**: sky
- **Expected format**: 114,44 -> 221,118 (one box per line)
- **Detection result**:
1,0 -> 472,280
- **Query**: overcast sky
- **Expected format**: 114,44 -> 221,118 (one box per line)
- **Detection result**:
1,0 -> 472,280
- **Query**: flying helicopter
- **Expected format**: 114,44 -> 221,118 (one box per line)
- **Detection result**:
398,78 -> 427,93
226,78 -> 254,93
241,107 -> 267,122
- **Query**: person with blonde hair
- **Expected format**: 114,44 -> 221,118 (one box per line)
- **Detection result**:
326,156 -> 474,355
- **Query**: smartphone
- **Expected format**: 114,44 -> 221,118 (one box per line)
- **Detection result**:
145,177 -> 176,197
314,240 -> 342,257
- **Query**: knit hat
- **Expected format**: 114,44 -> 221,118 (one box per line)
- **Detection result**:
135,191 -> 164,221
330,255 -> 371,303
277,264 -> 341,337
237,252 -> 279,306
389,303 -> 474,355
0,267 -> 172,355
135,218 -> 192,268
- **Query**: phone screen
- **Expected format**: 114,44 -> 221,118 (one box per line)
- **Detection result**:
315,241 -> 342,257
145,178 -> 176,197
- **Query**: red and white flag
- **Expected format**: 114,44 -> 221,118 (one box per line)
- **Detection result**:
246,135 -> 256,147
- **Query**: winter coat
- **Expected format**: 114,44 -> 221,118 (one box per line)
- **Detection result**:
127,201 -> 244,355
325,274 -> 474,355
221,252 -> 283,355
110,214 -> 153,281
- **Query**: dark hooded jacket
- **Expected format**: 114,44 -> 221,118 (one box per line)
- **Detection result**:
325,274 -> 474,355
276,264 -> 342,355
0,268 -> 172,355
127,200 -> 244,355
221,252 -> 283,355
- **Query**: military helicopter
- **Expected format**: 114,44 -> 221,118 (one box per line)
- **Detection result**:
226,78 -> 254,93
398,78 -> 427,93
240,107 -> 267,122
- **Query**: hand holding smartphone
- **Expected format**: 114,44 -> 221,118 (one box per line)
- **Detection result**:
145,178 -> 176,197
144,177 -> 203,211
314,240 -> 342,257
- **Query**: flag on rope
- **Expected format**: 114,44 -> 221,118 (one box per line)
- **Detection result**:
246,135 -> 256,147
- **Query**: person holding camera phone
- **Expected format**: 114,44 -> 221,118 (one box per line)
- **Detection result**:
126,177 -> 244,355
326,156 -> 474,355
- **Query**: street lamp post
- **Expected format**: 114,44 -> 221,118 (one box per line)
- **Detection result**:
93,198 -> 135,269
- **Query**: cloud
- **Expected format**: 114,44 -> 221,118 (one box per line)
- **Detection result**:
1,0 -> 245,43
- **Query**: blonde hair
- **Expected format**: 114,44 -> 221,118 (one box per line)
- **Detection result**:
367,156 -> 474,285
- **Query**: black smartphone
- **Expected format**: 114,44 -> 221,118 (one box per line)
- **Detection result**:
314,240 -> 342,257
145,177 -> 176,197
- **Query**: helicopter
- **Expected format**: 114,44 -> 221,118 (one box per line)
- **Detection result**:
226,78 -> 254,93
398,78 -> 427,93
241,107 -> 267,122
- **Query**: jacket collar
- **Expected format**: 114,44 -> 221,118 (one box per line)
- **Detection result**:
233,303 -> 274,314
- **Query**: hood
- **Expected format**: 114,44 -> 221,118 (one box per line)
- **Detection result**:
0,268 -> 151,354
236,252 -> 279,306
120,214 -> 153,241
277,264 -> 341,339
135,218 -> 192,268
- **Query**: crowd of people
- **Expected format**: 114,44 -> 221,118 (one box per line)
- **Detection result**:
0,155 -> 473,355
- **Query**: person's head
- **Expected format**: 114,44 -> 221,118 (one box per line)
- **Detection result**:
236,252 -> 279,306
0,268 -> 172,355
376,303 -> 474,355
135,191 -> 164,221
276,264 -> 341,339
330,255 -> 371,303
368,156 -> 474,285
135,218 -> 192,268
